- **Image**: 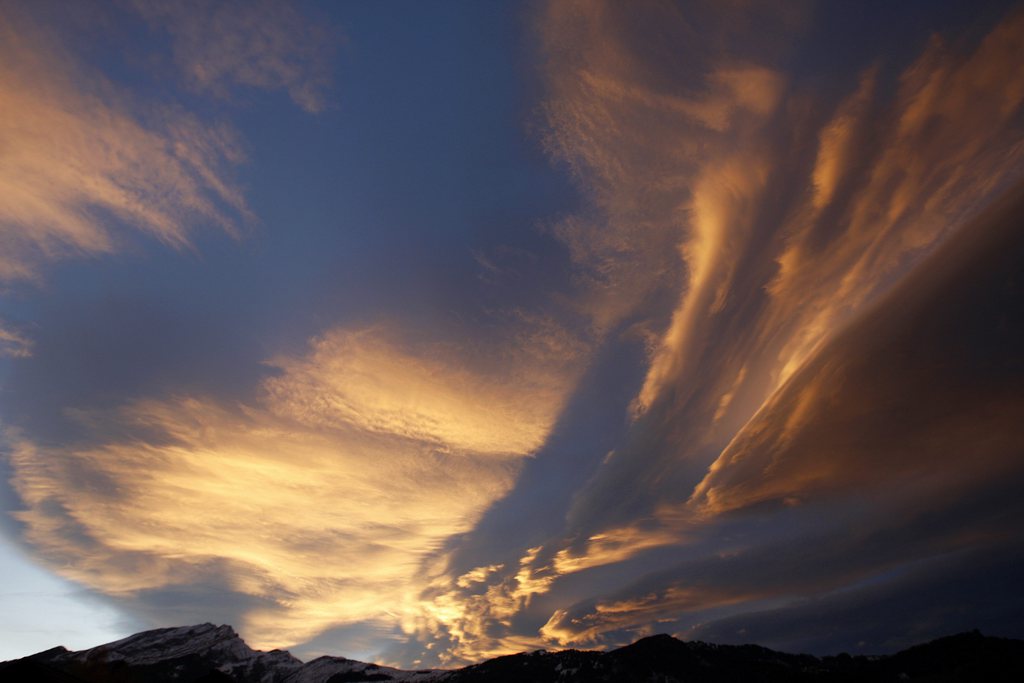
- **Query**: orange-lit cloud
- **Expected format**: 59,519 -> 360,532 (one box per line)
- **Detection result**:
420,2 -> 1024,658
264,324 -> 583,456
537,0 -> 796,337
551,525 -> 685,576
407,520 -> 689,663
5,0 -> 1024,666
410,548 -> 553,665
810,68 -> 877,212
8,323 -> 580,650
537,0 -> 1024,535
521,164 -> 1024,664
540,584 -> 751,648
765,9 -> 1024,389
635,154 -> 771,414
0,3 -> 250,282
691,187 -> 1024,516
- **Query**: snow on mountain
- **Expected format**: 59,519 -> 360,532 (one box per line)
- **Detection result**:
6,624 -> 1022,682
280,655 -> 445,683
31,623 -> 442,683
57,624 -> 261,667
42,623 -> 304,683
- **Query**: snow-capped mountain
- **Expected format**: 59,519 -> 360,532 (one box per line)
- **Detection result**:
2,623 -> 443,683
9,624 -> 297,683
52,624 -> 299,680
2,623 -> 1022,682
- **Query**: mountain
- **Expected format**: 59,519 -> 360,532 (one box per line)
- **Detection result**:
0,624 -> 441,683
1,624 -> 1022,682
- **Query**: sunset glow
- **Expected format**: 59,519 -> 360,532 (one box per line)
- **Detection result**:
2,0 -> 1023,668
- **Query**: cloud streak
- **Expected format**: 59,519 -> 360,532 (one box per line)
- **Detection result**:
3,0 -> 1024,668
0,2 -> 251,282
536,183 -> 1024,647
542,0 -> 1024,543
401,1 -> 1024,660
691,186 -> 1024,516
127,0 -> 336,112
0,324 -> 32,358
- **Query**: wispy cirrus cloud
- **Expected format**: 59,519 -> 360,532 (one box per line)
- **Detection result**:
537,0 -> 799,337
545,1 -> 1024,545
690,187 -> 1024,517
763,9 -> 1024,387
4,0 -> 588,661
0,2 -> 251,282
126,0 -> 336,113
0,324 -> 33,358
536,183 -> 1024,649
409,1 -> 1024,659
4,0 -> 1024,667
0,0 -> 337,369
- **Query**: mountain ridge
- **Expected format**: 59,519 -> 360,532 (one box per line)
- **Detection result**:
1,623 -> 1022,682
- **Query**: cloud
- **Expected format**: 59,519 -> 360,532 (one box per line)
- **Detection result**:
529,156 -> 1024,656
809,67 -> 877,211
264,323 -> 584,457
0,324 -> 33,358
5,0 -> 1024,666
690,184 -> 1024,516
765,8 -> 1024,387
634,153 -> 772,414
7,323 -> 580,651
0,0 -> 334,361
402,3 -> 1024,660
684,541 -> 1024,655
538,2 -> 1024,548
127,0 -> 336,113
408,549 -> 552,665
2,1 -> 581,661
537,0 -> 800,337
540,472 -> 1024,650
0,2 -> 250,282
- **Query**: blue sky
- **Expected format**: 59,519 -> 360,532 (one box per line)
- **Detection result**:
2,0 -> 1024,669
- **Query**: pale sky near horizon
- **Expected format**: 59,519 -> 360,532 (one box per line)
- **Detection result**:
2,0 -> 1024,668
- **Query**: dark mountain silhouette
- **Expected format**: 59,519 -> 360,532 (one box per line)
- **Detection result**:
1,624 -> 1021,683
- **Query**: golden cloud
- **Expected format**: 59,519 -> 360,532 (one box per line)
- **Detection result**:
444,4 -> 1024,655
539,583 -> 750,648
264,325 -> 582,456
691,185 -> 1024,516
766,8 -> 1024,389
0,3 -> 250,281
410,546 -> 557,665
635,154 -> 771,414
9,324 -> 580,650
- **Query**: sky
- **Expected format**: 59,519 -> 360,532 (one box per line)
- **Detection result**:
1,0 -> 1024,669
